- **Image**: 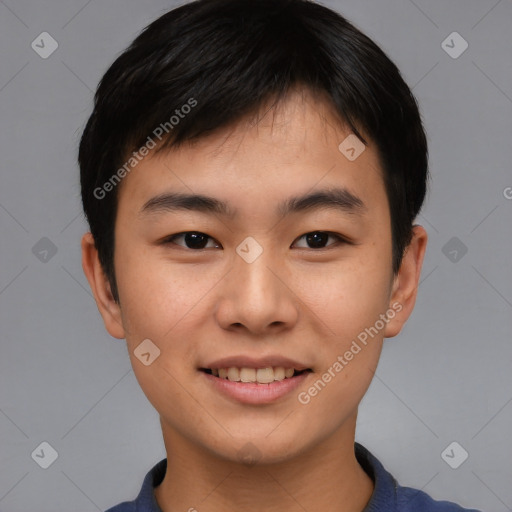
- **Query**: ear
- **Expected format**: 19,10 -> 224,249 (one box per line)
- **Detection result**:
81,232 -> 125,339
384,225 -> 428,338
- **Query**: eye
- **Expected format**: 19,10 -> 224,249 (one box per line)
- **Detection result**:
292,231 -> 348,249
162,231 -> 349,250
163,231 -> 220,250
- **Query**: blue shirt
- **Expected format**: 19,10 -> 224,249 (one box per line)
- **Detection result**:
105,443 -> 481,512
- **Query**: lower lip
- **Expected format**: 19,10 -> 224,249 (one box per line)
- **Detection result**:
200,371 -> 310,404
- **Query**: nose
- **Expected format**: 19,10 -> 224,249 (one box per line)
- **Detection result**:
214,244 -> 299,336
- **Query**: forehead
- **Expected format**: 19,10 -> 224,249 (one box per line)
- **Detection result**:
116,88 -> 385,216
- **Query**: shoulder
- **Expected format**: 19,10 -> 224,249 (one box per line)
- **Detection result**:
104,501 -> 136,512
396,485 -> 482,512
354,443 -> 481,512
103,458 -> 167,512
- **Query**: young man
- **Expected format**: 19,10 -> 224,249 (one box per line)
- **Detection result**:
79,0 -> 481,510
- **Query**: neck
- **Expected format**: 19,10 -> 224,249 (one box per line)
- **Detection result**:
154,416 -> 374,512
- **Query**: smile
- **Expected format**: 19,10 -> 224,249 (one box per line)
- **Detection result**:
199,367 -> 312,404
201,366 -> 311,384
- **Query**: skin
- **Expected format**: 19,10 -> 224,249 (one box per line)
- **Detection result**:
82,88 -> 427,512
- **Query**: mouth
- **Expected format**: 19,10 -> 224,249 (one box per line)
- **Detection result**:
199,365 -> 313,404
199,367 -> 312,384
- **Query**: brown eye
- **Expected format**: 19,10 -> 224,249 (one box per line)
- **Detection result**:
164,232 -> 220,249
293,231 -> 347,249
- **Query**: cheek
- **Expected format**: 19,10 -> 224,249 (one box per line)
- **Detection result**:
113,240 -> 198,343
296,243 -> 391,402
295,264 -> 388,431
114,248 -> 211,410
301,251 -> 392,340
295,343 -> 381,444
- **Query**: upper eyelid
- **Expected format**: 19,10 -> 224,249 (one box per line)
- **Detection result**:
164,232 -> 220,247
293,232 -> 350,247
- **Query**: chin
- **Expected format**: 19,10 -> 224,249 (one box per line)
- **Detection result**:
205,431 -> 311,467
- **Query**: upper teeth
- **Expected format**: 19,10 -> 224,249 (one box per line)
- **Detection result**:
212,367 -> 296,383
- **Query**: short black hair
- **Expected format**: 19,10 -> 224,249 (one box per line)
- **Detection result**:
79,0 -> 429,304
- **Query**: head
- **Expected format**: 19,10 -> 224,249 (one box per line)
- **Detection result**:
80,0 -> 428,464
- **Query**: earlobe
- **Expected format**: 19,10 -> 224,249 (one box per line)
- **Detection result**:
384,225 -> 428,339
81,232 -> 125,339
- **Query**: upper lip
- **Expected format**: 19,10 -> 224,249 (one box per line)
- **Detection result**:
201,355 -> 310,371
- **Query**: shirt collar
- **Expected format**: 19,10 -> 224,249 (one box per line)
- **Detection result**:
355,442 -> 399,510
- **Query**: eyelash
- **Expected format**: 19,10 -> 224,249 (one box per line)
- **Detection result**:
161,231 -> 351,250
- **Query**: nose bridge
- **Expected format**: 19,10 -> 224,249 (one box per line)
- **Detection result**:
215,237 -> 298,333
233,239 -> 281,304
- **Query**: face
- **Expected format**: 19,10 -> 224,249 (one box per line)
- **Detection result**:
83,89 -> 426,465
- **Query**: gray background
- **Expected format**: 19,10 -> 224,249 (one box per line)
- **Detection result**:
0,0 -> 511,511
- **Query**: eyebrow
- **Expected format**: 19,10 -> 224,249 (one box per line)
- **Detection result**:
139,187 -> 366,219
